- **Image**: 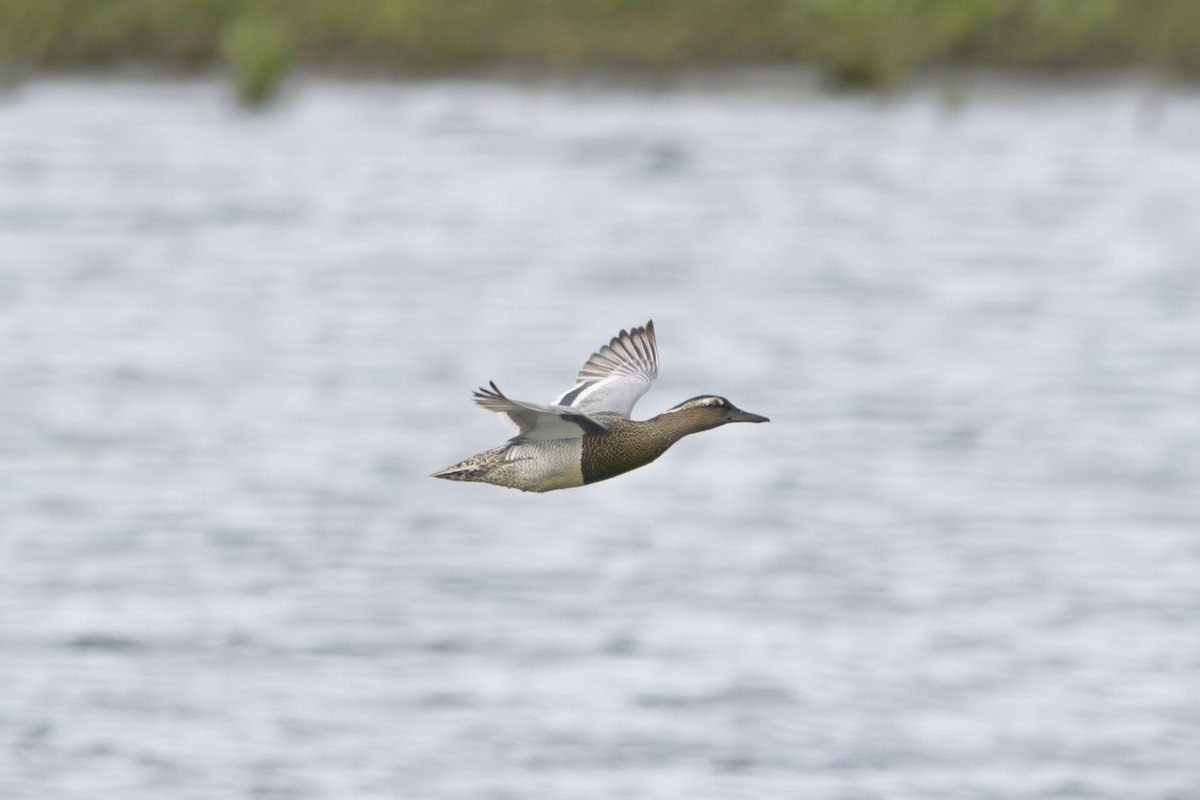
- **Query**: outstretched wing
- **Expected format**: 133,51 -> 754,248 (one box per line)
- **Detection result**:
553,321 -> 659,418
474,381 -> 609,441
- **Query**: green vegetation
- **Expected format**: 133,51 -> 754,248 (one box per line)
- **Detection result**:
220,15 -> 291,105
2,0 -> 1199,101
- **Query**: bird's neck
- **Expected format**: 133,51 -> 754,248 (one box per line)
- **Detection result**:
647,407 -> 719,444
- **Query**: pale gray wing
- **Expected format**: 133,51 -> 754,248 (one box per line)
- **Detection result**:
552,321 -> 659,418
474,382 -> 609,442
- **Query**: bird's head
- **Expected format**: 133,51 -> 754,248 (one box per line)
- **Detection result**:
662,395 -> 770,431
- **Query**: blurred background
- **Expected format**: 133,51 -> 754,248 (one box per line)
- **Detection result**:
2,2 -> 1199,799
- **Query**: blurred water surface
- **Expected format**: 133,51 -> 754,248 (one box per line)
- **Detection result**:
1,75 -> 1199,800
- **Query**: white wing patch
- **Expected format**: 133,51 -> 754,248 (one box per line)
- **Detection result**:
473,381 -> 609,442
553,321 -> 659,418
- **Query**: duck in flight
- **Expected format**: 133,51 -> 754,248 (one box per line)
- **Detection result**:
432,321 -> 768,492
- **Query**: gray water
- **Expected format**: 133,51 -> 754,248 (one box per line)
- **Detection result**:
1,74 -> 1198,800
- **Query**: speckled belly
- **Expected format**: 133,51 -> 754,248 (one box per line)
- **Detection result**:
497,439 -> 585,492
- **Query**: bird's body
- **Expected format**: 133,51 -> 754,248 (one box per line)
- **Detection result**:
432,321 -> 768,492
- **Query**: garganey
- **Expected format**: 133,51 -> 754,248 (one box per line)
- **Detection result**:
432,321 -> 768,492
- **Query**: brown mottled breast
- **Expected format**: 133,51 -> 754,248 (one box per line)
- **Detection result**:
580,416 -> 675,485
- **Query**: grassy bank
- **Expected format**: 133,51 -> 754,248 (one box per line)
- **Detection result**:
3,0 -> 1199,100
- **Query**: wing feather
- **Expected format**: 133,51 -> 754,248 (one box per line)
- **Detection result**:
474,381 -> 609,441
553,321 -> 659,418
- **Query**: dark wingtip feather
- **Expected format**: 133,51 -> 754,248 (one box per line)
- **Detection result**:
571,319 -> 660,387
473,381 -> 504,402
